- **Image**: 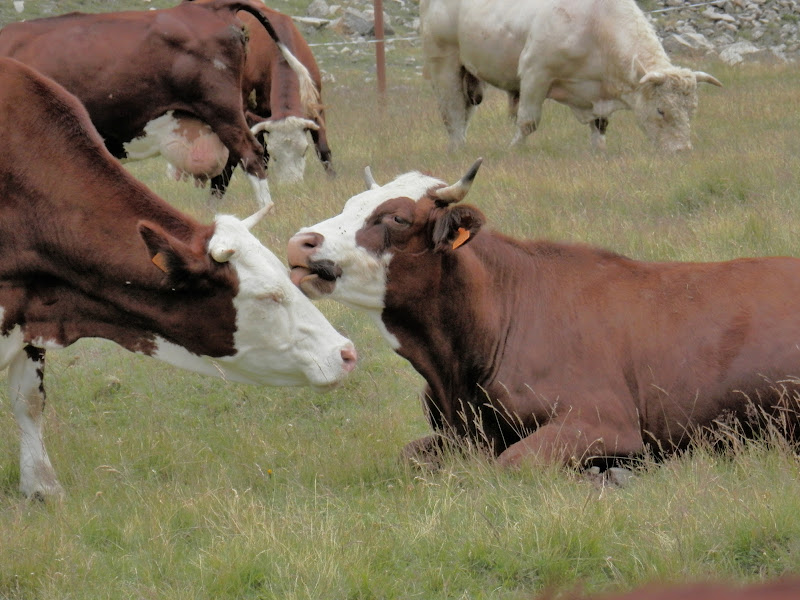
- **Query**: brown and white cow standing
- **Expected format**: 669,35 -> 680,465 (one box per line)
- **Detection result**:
421,0 -> 722,152
0,58 -> 356,499
288,160 -> 800,469
0,0 -> 315,210
230,8 -> 334,186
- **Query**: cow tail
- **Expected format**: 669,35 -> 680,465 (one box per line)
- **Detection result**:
222,0 -> 322,122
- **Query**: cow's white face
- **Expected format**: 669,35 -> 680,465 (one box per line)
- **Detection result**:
156,213 -> 356,388
262,117 -> 315,184
287,172 -> 444,315
633,68 -> 701,153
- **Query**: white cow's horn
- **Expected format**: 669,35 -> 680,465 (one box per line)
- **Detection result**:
694,71 -> 722,87
364,166 -> 379,190
433,157 -> 484,205
242,205 -> 271,230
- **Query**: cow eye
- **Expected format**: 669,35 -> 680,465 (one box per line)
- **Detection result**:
392,215 -> 411,226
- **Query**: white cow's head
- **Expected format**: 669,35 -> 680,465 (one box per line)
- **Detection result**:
633,67 -> 722,152
253,116 -> 320,184
155,207 -> 357,388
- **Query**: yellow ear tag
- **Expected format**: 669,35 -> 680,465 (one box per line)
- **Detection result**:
151,252 -> 169,273
452,227 -> 470,250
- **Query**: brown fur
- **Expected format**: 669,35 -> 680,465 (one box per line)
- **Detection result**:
0,57 -> 239,357
0,0 -> 291,193
335,192 -> 800,467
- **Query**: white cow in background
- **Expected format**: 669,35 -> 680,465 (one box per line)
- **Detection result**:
421,0 -> 722,152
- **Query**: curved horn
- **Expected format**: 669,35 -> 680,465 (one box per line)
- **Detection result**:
432,157 -> 484,205
242,205 -> 271,230
694,71 -> 723,87
299,118 -> 320,131
638,71 -> 666,86
364,166 -> 379,190
250,120 -> 274,136
211,247 -> 235,263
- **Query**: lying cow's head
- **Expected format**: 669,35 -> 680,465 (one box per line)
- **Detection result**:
287,160 -> 485,329
151,207 -> 356,388
252,116 -> 320,184
633,67 -> 722,152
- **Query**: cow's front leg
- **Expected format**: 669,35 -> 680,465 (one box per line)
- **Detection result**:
496,416 -> 644,469
10,346 -> 63,500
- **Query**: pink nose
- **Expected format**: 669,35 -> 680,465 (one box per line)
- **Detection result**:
341,345 -> 357,372
287,231 -> 323,265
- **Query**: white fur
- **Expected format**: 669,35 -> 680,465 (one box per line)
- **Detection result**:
421,0 -> 718,152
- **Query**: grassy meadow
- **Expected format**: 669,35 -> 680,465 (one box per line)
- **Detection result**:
3,2 -> 800,598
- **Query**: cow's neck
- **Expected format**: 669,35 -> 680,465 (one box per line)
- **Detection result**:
382,235 -> 523,418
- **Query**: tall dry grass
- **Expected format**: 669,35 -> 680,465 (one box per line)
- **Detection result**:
2,9 -> 800,598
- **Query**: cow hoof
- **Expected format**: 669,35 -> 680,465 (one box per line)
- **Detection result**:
401,436 -> 447,471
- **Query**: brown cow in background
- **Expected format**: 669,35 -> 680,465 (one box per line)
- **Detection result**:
0,0 -> 313,210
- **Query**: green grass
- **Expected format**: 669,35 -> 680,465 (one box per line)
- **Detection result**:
3,2 -> 800,598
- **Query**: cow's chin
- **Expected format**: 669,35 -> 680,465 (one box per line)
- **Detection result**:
290,266 -> 336,298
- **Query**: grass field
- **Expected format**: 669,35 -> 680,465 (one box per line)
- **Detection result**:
3,2 -> 800,599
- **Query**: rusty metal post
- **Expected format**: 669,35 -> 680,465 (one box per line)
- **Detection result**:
374,0 -> 386,103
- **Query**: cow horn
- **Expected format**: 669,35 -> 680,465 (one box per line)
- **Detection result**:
364,166 -> 379,190
694,71 -> 723,87
300,118 -> 320,131
638,71 -> 667,86
211,247 -> 235,263
432,158 -> 484,204
250,120 -> 273,135
242,205 -> 271,230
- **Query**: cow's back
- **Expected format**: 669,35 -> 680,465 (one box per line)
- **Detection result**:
0,6 -> 249,147
422,0 -> 667,92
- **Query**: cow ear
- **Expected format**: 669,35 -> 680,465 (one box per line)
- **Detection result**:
431,205 -> 485,252
139,221 -> 205,283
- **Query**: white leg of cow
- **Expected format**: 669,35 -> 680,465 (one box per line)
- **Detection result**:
9,347 -> 63,499
246,173 -> 274,214
426,55 -> 472,151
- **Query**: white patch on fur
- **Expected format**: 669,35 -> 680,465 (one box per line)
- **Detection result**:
213,58 -> 227,70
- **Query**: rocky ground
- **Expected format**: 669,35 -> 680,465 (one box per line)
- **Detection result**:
301,0 -> 800,65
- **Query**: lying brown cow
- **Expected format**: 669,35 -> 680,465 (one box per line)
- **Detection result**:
0,57 -> 356,499
287,159 -> 800,468
0,0 -> 314,210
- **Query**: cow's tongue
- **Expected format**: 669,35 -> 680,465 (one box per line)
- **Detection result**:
290,266 -> 312,287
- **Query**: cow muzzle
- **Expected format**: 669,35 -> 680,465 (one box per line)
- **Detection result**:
287,231 -> 341,297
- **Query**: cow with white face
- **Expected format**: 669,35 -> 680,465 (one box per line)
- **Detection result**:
0,58 -> 356,499
421,0 -> 722,152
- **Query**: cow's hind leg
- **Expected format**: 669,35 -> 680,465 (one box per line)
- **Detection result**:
590,117 -> 609,152
10,346 -> 63,500
426,54 -> 480,151
511,77 -> 549,147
